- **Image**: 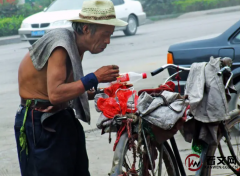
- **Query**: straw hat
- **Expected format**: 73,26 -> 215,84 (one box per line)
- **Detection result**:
69,0 -> 128,27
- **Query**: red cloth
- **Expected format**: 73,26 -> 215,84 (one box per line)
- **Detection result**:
97,83 -> 138,119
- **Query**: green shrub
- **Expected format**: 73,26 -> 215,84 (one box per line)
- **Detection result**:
16,3 -> 43,17
0,0 -> 19,18
0,0 -> 53,37
141,0 -> 240,16
0,15 -> 24,36
0,0 -> 53,18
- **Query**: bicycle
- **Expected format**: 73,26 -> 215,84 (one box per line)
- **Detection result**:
96,59 -> 240,176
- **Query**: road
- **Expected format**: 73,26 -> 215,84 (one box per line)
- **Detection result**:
1,11 -> 240,175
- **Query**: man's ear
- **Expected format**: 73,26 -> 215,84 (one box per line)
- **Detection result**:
82,25 -> 91,35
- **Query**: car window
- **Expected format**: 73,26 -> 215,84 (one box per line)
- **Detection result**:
232,32 -> 240,43
111,0 -> 124,6
46,0 -> 84,12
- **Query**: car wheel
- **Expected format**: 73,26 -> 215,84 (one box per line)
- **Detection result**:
123,15 -> 138,36
29,40 -> 37,45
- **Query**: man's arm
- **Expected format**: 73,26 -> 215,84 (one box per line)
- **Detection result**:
47,47 -> 119,105
47,47 -> 85,105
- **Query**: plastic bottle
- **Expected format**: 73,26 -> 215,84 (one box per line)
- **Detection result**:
98,72 -> 147,88
118,72 -> 147,83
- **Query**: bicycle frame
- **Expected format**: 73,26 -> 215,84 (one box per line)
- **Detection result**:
167,108 -> 240,176
149,62 -> 240,176
109,105 -> 240,176
109,62 -> 239,176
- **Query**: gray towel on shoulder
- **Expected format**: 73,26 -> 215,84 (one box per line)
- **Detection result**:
29,28 -> 90,124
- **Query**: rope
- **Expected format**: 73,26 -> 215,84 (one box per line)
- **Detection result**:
19,100 -> 32,159
113,122 -> 126,151
118,114 -> 139,176
137,117 -> 143,154
123,118 -> 138,176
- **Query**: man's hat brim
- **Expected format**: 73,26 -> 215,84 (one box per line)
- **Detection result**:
69,18 -> 128,27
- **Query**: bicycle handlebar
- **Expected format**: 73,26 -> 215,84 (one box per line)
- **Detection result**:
151,64 -> 233,90
151,64 -> 190,76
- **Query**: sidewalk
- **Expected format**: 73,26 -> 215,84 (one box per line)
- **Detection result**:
0,35 -> 22,46
1,5 -> 239,46
178,5 -> 240,18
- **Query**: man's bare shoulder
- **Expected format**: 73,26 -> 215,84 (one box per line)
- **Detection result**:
50,47 -> 68,60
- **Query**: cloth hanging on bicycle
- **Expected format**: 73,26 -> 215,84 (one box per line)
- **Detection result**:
137,91 -> 189,130
29,28 -> 90,124
185,56 -> 229,123
182,57 -> 231,145
180,118 -> 220,145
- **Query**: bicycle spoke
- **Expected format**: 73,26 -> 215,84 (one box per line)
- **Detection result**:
236,134 -> 240,162
123,158 -> 131,171
120,135 -> 178,176
126,154 -> 132,168
219,119 -> 240,174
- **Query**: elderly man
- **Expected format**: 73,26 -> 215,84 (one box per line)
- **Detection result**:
14,0 -> 127,176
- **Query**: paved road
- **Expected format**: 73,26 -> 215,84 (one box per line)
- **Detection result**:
1,11 -> 240,175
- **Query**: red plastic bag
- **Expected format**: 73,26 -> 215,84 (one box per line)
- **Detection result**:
97,83 -> 138,119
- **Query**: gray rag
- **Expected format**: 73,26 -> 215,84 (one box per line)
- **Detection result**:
29,28 -> 90,124
137,91 -> 189,130
182,56 -> 229,145
185,56 -> 229,123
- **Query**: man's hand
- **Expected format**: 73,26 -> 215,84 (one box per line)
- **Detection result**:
94,65 -> 119,83
87,88 -> 96,100
120,82 -> 133,88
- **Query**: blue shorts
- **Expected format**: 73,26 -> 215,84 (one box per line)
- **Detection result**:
14,106 -> 90,176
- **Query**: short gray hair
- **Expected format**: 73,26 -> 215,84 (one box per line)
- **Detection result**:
72,22 -> 98,36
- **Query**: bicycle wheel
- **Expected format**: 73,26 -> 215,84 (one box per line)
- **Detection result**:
115,135 -> 179,176
199,118 -> 240,176
218,117 -> 240,174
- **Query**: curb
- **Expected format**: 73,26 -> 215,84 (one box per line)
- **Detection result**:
144,18 -> 154,25
147,5 -> 240,22
178,5 -> 240,19
0,36 -> 23,46
148,13 -> 182,22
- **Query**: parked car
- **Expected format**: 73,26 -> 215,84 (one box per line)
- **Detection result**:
167,19 -> 240,111
18,0 -> 146,45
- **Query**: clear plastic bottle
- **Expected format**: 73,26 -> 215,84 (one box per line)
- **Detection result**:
116,72 -> 147,83
98,72 -> 147,88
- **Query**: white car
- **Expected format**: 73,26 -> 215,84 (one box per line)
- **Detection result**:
18,0 -> 146,44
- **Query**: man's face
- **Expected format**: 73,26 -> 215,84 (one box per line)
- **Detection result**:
87,24 -> 115,54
